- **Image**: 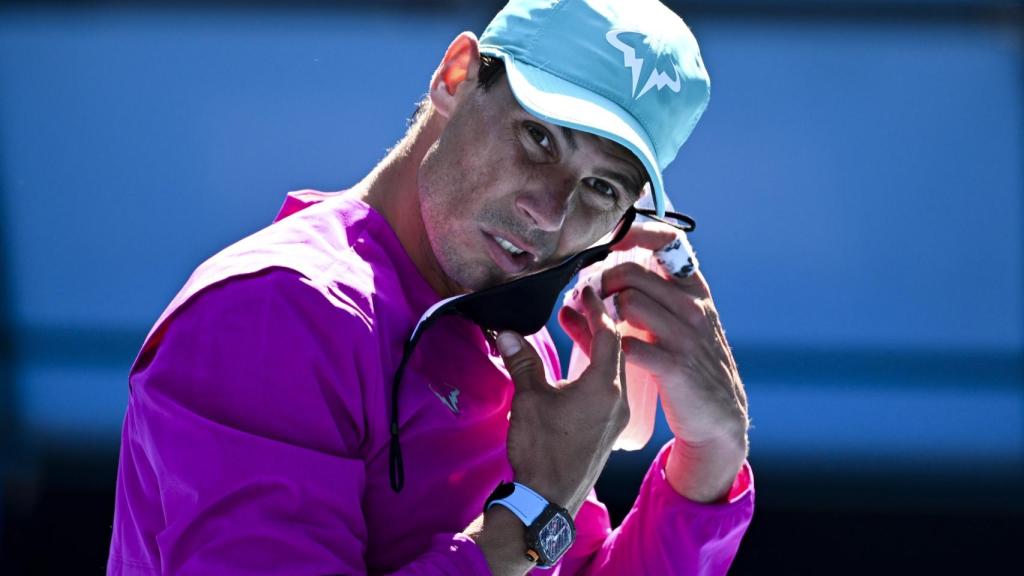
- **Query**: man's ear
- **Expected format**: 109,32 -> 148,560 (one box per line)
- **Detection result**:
429,32 -> 481,119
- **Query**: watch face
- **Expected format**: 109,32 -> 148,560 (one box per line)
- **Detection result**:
537,512 -> 574,560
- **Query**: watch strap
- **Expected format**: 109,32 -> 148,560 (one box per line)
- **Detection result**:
485,482 -> 549,526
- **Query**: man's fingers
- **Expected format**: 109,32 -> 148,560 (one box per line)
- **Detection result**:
610,221 -> 680,253
603,261 -> 709,316
606,221 -> 709,299
496,331 -> 547,392
579,327 -> 623,390
686,268 -> 713,299
581,285 -> 616,336
577,287 -> 624,390
621,336 -> 675,375
558,305 -> 593,354
613,287 -> 676,343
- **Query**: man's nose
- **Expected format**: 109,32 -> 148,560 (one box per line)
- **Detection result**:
515,174 -> 575,232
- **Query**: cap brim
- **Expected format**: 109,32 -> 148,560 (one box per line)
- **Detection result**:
481,47 -> 666,217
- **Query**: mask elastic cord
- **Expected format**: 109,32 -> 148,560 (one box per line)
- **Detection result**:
634,208 -> 696,232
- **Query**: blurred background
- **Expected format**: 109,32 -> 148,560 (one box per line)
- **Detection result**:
0,0 -> 1021,573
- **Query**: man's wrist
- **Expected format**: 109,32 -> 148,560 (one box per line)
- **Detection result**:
664,435 -> 747,503
511,473 -> 585,517
464,507 -> 536,576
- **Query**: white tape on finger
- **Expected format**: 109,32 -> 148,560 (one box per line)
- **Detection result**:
654,232 -> 698,278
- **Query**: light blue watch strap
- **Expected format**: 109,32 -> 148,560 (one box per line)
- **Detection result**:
485,482 -> 549,526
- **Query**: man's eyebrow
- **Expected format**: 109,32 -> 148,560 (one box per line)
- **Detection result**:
559,126 -> 578,152
548,122 -> 645,197
595,167 -> 643,199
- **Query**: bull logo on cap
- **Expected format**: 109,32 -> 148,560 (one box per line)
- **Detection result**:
606,29 -> 682,100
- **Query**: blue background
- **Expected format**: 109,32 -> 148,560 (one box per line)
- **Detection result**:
1,0 -> 1021,572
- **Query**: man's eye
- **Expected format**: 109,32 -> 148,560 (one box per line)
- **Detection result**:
525,123 -> 552,151
584,177 -> 618,199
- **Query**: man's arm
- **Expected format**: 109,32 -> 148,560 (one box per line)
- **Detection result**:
565,442 -> 753,576
108,269 -> 492,575
480,326 -> 753,576
472,221 -> 755,575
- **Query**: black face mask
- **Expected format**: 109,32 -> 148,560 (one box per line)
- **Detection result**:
388,206 -> 696,492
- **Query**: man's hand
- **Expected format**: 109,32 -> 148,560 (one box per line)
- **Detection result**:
466,288 -> 630,576
559,222 -> 750,503
497,285 -> 630,514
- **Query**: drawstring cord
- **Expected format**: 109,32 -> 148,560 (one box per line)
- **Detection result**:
388,339 -> 414,492
389,308 -> 450,492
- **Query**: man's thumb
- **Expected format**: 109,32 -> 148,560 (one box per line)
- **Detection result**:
497,331 -> 545,390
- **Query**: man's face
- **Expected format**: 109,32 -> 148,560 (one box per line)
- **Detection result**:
418,74 -> 646,294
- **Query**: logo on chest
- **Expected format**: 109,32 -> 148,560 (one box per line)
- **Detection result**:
428,381 -> 461,415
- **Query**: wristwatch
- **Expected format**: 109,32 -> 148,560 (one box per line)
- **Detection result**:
484,482 -> 576,568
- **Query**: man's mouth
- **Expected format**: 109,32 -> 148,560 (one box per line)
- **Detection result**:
493,235 -> 526,256
483,231 -> 536,274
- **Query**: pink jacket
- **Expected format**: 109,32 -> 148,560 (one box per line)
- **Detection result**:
107,190 -> 754,575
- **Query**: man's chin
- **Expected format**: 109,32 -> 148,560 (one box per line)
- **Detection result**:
442,264 -> 509,295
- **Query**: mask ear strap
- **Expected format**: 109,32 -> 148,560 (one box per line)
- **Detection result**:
608,207 -> 639,245
634,207 -> 696,233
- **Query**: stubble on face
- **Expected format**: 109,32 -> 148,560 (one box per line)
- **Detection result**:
416,77 -> 646,296
417,85 -> 533,294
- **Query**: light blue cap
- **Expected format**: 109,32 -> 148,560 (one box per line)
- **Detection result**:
479,0 -> 711,217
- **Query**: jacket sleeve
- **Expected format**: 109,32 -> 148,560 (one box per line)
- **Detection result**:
107,268 -> 491,575
544,443 -> 754,576
524,329 -> 755,576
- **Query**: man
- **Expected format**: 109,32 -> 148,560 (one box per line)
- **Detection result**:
107,0 -> 753,574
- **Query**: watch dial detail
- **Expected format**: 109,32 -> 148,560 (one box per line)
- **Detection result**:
539,513 -> 573,558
